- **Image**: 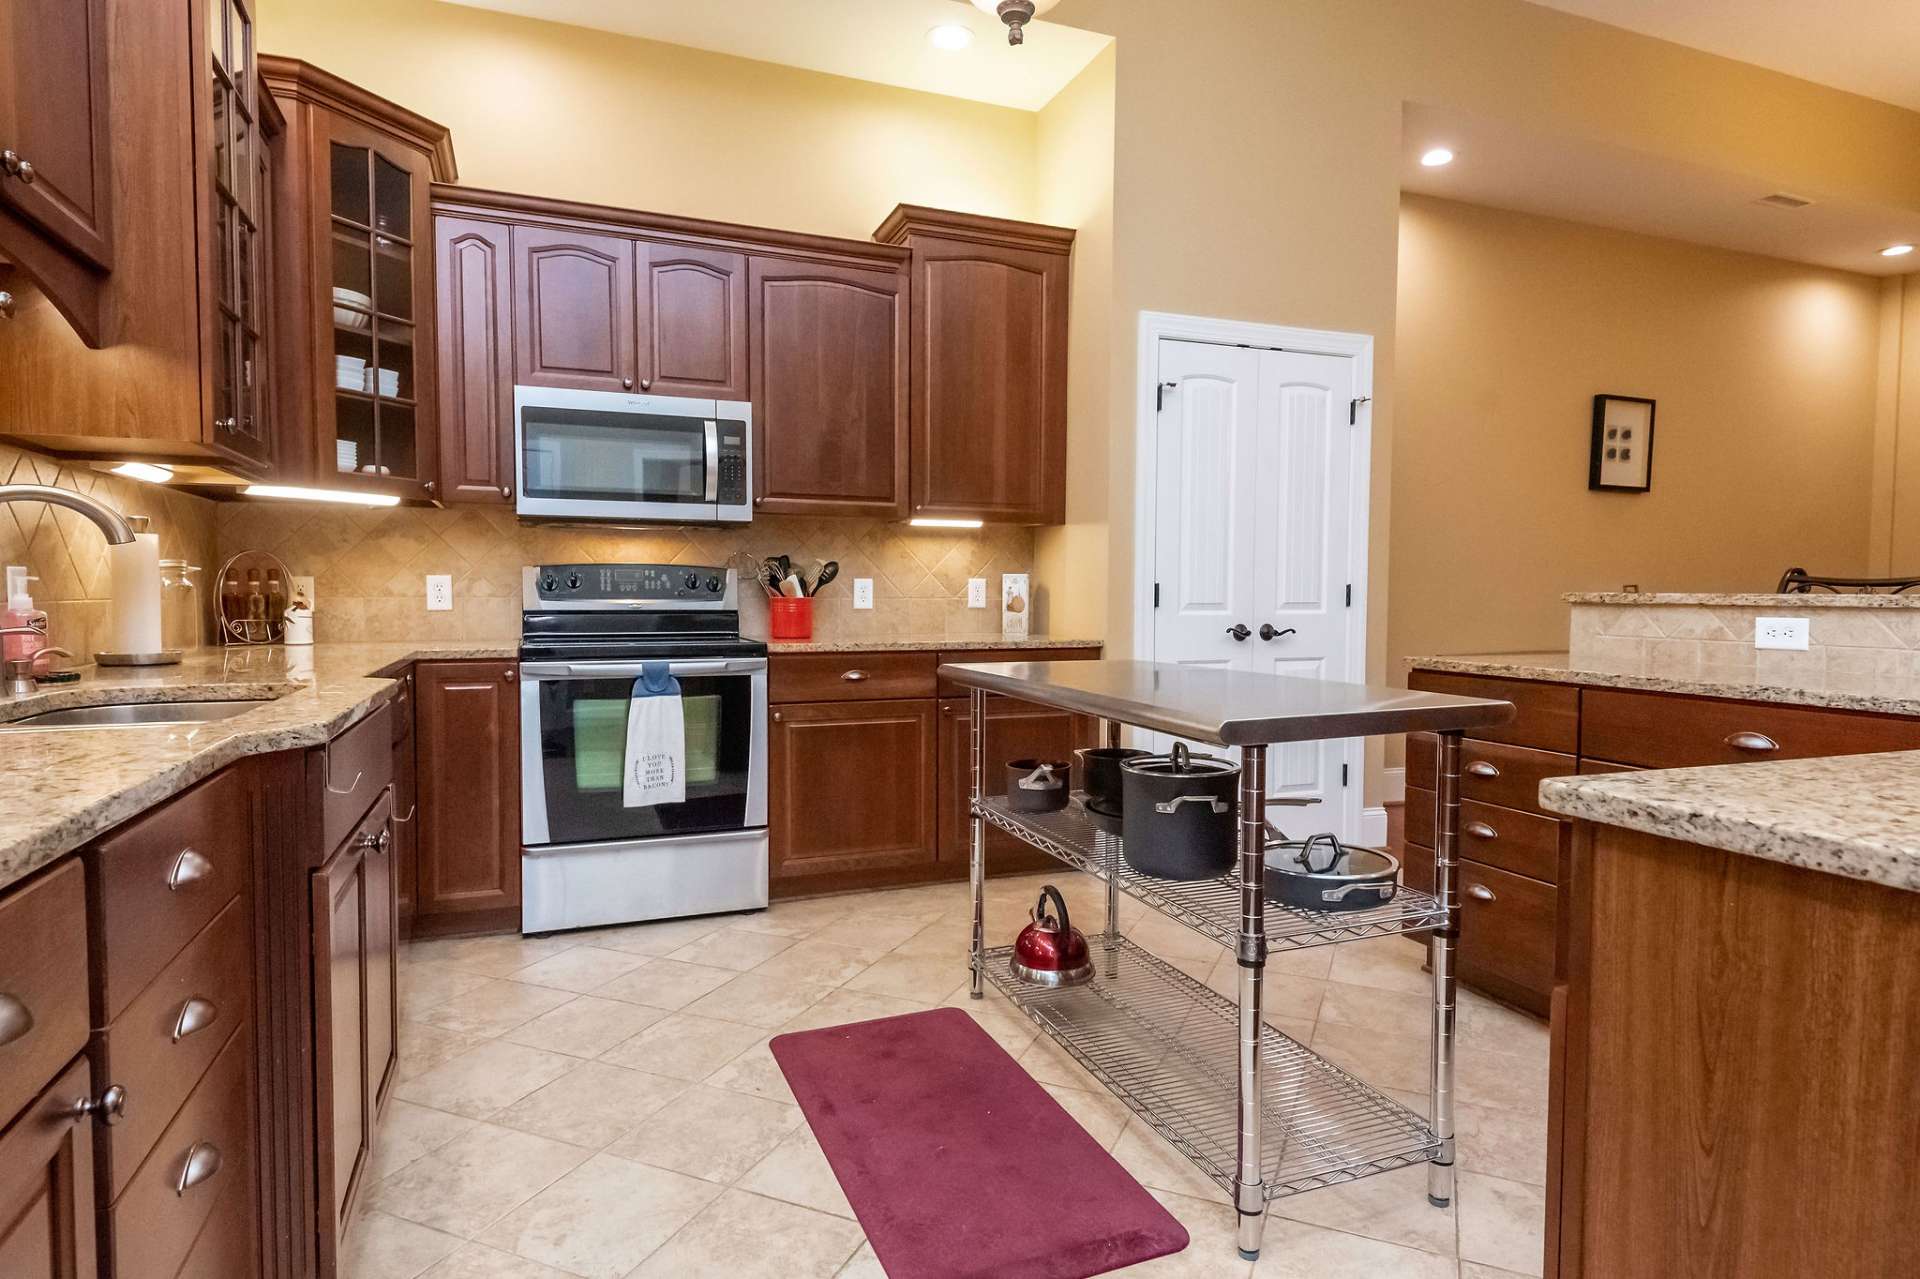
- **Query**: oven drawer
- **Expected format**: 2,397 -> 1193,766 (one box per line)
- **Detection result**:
770,652 -> 936,703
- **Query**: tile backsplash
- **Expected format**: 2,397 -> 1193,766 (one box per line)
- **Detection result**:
1570,600 -> 1920,696
214,503 -> 1040,644
0,444 -> 219,661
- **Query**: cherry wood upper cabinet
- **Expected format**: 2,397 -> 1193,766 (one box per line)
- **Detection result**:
434,215 -> 514,502
876,206 -> 1073,525
0,0 -> 112,271
514,226 -> 637,393
639,241 -> 748,400
749,255 -> 909,518
413,660 -> 522,936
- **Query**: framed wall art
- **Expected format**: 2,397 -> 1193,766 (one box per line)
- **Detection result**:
1590,394 -> 1655,492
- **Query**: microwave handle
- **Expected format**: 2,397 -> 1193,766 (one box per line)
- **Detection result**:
703,420 -> 719,502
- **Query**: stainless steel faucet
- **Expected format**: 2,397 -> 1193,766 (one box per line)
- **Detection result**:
0,484 -> 137,544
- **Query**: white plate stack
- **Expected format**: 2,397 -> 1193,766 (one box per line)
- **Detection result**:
366,367 -> 401,398
335,354 -> 366,391
337,440 -> 358,472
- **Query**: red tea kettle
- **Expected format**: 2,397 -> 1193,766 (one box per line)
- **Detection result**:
1009,884 -> 1093,988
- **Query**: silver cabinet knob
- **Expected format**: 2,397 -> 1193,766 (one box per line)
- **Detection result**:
2,150 -> 32,184
0,993 -> 32,1047
73,1084 -> 128,1125
621,377 -> 635,389
1465,761 -> 1499,778
168,848 -> 212,891
772,710 -> 782,722
0,290 -> 14,319
503,668 -> 517,683
171,997 -> 217,1043
175,1141 -> 222,1195
640,378 -> 652,391
501,485 -> 512,499
1467,883 -> 1496,902
214,417 -> 237,433
841,670 -> 868,682
1725,731 -> 1778,753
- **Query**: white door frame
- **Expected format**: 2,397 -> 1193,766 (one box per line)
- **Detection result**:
1131,309 -> 1376,841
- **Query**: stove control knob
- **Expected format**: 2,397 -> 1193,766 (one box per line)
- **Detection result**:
541,574 -> 558,592
706,576 -> 721,592
684,572 -> 699,591
566,573 -> 582,590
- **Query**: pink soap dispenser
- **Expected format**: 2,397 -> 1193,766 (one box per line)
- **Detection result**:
3,566 -> 47,662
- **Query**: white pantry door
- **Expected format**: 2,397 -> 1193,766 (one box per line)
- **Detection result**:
1150,337 -> 1362,839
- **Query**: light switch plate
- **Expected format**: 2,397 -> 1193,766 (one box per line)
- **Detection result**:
425,574 -> 453,611
1754,616 -> 1809,650
852,578 -> 874,610
967,578 -> 987,608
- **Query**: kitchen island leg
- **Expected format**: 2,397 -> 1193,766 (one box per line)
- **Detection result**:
1234,744 -> 1269,1259
1428,730 -> 1462,1206
1102,718 -> 1121,973
969,688 -> 987,1000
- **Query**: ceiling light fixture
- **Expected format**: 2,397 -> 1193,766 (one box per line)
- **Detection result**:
1420,147 -> 1455,168
242,484 -> 401,508
928,23 -> 973,51
108,461 -> 175,484
909,517 -> 985,529
970,0 -> 1058,46
1883,244 -> 1915,257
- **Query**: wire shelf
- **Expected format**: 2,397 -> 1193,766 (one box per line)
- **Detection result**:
983,937 -> 1441,1200
976,795 -> 1448,953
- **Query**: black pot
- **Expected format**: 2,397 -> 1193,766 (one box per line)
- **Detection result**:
1119,743 -> 1239,880
1263,832 -> 1400,913
1005,758 -> 1071,813
1076,746 -> 1149,809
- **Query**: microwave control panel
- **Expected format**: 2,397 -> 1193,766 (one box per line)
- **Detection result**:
716,421 -> 748,506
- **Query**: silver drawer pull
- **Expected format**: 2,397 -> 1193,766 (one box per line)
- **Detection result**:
1725,731 -> 1778,753
1464,821 -> 1498,840
168,849 -> 212,891
176,1141 -> 222,1195
392,805 -> 417,825
325,768 -> 364,796
841,670 -> 868,682
1465,761 -> 1500,778
172,997 -> 217,1043
0,993 -> 32,1048
1155,795 -> 1231,815
1467,884 -> 1496,902
72,1084 -> 127,1125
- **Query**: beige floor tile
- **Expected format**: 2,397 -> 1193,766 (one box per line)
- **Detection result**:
478,1153 -> 722,1279
704,1034 -> 797,1104
409,934 -> 581,979
779,987 -> 930,1033
366,1122 -> 592,1238
400,963 -> 493,1020
1308,1022 -> 1433,1096
393,1040 -> 580,1119
737,1124 -> 854,1218
598,1011 -> 766,1080
567,913 -> 736,956
1131,914 -> 1225,965
421,1243 -> 576,1278
1267,946 -> 1336,980
1454,1047 -> 1550,1116
727,897 -> 855,939
507,945 -> 651,994
1111,1118 -> 1224,1201
834,1242 -> 887,1279
365,1100 -> 479,1187
1270,1165 -> 1455,1256
397,1023 -> 490,1085
1457,990 -> 1548,1056
1455,1100 -> 1548,1186
607,1082 -> 802,1182
808,916 -> 930,952
666,927 -> 796,971
947,998 -> 1040,1056
593,958 -> 736,1010
683,971 -> 834,1028
1121,1188 -> 1253,1278
1206,960 -> 1327,1023
341,1210 -> 464,1279
1325,937 -> 1433,997
1018,1031 -> 1101,1091
1043,1083 -> 1132,1148
1251,1219 -> 1455,1278
751,938 -> 887,986
1458,1264 -> 1533,1279
632,1188 -> 864,1278
844,951 -> 972,1003
889,918 -> 969,959
499,995 -> 668,1059
1314,981 -> 1434,1037
1456,1172 -> 1546,1277
415,980 -> 576,1039
488,1060 -> 689,1149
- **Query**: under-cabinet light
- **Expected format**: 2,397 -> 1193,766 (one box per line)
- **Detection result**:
109,461 -> 176,484
242,484 -> 401,508
909,517 -> 985,529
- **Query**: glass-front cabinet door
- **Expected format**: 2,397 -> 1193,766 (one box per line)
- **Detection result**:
206,0 -> 273,466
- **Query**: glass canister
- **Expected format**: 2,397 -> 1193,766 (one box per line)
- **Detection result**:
159,560 -> 204,655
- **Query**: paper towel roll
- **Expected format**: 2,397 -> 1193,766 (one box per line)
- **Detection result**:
107,532 -> 163,655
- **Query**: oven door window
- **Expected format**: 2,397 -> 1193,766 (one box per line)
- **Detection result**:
537,673 -> 750,842
521,405 -> 709,505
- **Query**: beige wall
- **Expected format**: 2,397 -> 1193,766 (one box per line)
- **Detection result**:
257,0 -> 1039,240
1870,277 -> 1920,573
1391,195 -> 1882,678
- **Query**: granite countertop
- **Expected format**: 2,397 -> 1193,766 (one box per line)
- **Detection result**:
1539,752 -> 1920,894
763,635 -> 1102,655
1406,652 -> 1920,718
1564,592 -> 1920,609
0,642 -> 515,895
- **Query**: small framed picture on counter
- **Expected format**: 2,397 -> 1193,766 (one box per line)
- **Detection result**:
1590,394 -> 1656,492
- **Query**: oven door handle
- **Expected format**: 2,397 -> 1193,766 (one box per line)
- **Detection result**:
703,420 -> 720,502
521,659 -> 766,679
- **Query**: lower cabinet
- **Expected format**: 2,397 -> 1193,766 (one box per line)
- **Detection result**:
0,1056 -> 98,1279
770,698 -> 939,886
936,695 -> 1097,871
413,660 -> 522,935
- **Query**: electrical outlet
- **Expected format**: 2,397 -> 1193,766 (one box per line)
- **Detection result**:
852,578 -> 874,610
967,577 -> 987,608
425,574 -> 453,612
1754,616 -> 1809,651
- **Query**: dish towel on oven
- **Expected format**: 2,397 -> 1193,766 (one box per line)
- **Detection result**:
623,662 -> 686,808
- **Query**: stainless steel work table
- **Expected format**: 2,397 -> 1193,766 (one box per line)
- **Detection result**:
941,659 -> 1515,1261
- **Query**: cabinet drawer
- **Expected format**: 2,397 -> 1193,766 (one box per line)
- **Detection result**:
1407,671 -> 1577,753
0,860 -> 89,1130
95,896 -> 252,1201
323,700 -> 395,853
1457,800 -> 1560,884
1407,735 -> 1575,817
936,647 -> 1102,696
1457,859 -> 1555,1016
108,1023 -> 250,1279
172,1165 -> 255,1279
770,652 -> 936,703
1580,687 -> 1920,769
92,768 -> 249,1025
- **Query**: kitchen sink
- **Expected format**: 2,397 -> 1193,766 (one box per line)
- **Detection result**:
0,699 -> 270,731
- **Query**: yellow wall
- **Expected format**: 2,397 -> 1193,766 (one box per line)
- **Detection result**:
256,0 -> 1039,239
1392,195 -> 1882,676
1871,278 -> 1920,573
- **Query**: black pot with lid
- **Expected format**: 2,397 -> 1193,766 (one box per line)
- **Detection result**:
1262,828 -> 1400,912
1118,742 -> 1239,880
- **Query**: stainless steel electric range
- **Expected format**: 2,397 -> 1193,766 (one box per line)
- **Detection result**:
518,562 -> 768,934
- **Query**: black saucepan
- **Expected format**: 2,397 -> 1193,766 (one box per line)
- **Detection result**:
1076,746 -> 1149,809
1118,743 -> 1239,880
1262,830 -> 1400,912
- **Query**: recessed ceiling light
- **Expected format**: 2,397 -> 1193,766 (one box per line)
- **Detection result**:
1883,244 -> 1915,257
1420,147 -> 1455,168
928,23 -> 973,51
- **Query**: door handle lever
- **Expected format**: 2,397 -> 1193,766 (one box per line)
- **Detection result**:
1225,624 -> 1251,642
1258,625 -> 1296,641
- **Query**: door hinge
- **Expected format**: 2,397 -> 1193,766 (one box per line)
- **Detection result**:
1349,396 -> 1371,425
1344,584 -> 1352,607
1152,582 -> 1161,608
1156,380 -> 1177,412
1341,764 -> 1349,787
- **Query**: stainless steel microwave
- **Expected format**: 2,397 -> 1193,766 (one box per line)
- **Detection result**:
513,386 -> 752,523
